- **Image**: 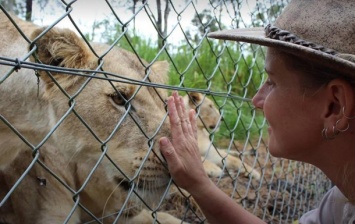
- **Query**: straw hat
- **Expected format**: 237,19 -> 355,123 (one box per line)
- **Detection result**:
208,0 -> 355,78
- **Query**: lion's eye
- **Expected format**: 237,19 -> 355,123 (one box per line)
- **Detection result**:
110,93 -> 126,106
51,57 -> 63,67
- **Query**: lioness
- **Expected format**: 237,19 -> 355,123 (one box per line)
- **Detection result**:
183,92 -> 261,180
0,145 -> 186,224
0,13 -> 183,223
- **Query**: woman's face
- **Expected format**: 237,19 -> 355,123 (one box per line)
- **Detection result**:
252,48 -> 325,160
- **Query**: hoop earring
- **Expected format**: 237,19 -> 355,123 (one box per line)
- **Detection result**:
335,119 -> 350,132
322,127 -> 338,140
342,107 -> 355,120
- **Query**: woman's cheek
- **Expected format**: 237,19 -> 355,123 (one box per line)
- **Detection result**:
262,92 -> 273,120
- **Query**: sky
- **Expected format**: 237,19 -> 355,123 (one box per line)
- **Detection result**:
30,0 -> 258,43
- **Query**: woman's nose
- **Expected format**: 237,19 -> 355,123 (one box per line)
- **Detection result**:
252,89 -> 265,110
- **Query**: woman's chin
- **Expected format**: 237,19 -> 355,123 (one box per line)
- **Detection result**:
267,140 -> 284,158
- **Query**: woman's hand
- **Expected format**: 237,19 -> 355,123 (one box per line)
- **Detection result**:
159,91 -> 211,194
160,92 -> 266,224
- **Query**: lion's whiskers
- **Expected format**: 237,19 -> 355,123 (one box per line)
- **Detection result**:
102,178 -> 124,223
64,146 -> 81,170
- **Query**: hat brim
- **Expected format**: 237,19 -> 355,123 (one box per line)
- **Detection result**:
208,28 -> 355,78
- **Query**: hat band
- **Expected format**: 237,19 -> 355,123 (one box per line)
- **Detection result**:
264,24 -> 337,55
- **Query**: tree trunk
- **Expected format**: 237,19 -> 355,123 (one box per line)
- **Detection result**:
25,0 -> 32,21
156,0 -> 163,48
163,0 -> 169,37
156,0 -> 170,48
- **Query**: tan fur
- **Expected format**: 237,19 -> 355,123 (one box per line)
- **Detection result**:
183,92 -> 261,180
0,146 -> 187,224
0,13 -> 183,223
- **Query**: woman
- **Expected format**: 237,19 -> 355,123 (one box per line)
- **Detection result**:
159,0 -> 355,223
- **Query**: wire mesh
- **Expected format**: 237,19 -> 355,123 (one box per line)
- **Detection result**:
0,0 -> 332,224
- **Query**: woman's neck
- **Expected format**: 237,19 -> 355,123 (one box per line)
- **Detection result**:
314,139 -> 355,202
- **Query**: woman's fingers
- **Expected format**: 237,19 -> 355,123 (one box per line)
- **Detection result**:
167,94 -> 183,139
172,92 -> 190,135
178,94 -> 193,135
169,91 -> 197,140
159,137 -> 180,172
189,109 -> 198,140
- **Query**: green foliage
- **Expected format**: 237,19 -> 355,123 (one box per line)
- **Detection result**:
251,0 -> 290,26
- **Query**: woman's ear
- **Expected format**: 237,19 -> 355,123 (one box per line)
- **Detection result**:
322,79 -> 355,131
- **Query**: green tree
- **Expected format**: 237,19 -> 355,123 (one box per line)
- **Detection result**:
251,0 -> 290,27
186,8 -> 220,43
148,0 -> 170,49
0,0 -> 35,21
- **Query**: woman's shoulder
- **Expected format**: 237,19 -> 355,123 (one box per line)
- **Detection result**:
299,186 -> 355,223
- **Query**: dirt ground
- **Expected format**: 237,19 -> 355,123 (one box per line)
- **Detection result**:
160,141 -> 331,224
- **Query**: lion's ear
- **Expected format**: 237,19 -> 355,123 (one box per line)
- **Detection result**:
150,60 -> 169,84
189,92 -> 202,105
29,27 -> 96,88
149,60 -> 170,100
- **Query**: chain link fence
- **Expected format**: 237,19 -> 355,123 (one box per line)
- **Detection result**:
0,0 -> 332,223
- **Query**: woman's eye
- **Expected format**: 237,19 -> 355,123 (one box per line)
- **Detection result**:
110,93 -> 126,106
265,78 -> 275,87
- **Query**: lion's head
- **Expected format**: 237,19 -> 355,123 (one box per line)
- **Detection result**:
30,25 -> 172,189
0,13 -> 173,218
